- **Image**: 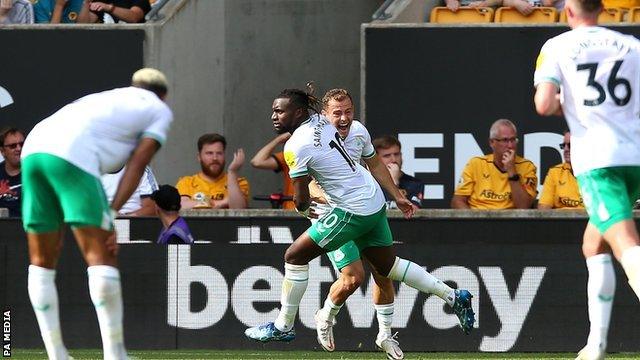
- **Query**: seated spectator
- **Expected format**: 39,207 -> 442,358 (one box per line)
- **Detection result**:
444,0 -> 502,12
250,133 -> 295,210
541,0 -> 564,11
0,0 -> 34,24
33,0 -> 83,23
176,133 -> 249,209
0,127 -> 24,217
502,0 -> 545,15
451,118 -> 537,209
151,184 -> 194,245
373,135 -> 425,210
538,131 -> 583,209
77,0 -> 150,23
101,165 -> 158,216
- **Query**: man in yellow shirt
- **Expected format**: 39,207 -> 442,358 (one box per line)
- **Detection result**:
538,131 -> 584,209
451,119 -> 538,209
176,133 -> 250,209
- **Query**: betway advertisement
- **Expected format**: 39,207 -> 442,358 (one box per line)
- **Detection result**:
1,216 -> 639,351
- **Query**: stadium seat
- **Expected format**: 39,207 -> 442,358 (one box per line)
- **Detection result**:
494,7 -> 558,23
429,6 -> 494,23
559,7 -> 624,22
627,6 -> 640,21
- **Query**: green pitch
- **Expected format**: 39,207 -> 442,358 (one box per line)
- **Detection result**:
8,350 -> 640,360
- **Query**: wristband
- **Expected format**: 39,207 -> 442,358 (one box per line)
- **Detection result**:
508,174 -> 520,182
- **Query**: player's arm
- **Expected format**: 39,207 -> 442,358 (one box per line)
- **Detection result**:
292,175 -> 312,214
535,83 -> 561,116
364,154 -> 415,218
451,195 -> 471,209
111,138 -> 160,213
250,133 -> 291,170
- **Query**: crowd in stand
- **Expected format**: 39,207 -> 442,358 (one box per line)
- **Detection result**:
0,113 -> 590,220
0,0 -> 154,24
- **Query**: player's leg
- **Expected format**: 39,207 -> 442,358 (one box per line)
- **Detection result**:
22,153 -> 71,360
47,154 -> 127,360
367,260 -> 403,360
73,227 -> 126,360
578,167 -> 640,300
576,223 -> 614,360
246,207 -> 369,343
359,207 -> 475,334
245,231 -> 324,342
316,244 -> 365,351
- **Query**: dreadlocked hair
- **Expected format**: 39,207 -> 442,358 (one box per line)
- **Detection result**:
277,83 -> 321,114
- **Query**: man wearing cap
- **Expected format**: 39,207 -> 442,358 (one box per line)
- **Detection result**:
21,68 -> 172,360
151,184 -> 194,245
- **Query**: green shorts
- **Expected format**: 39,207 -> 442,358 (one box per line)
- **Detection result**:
308,206 -> 392,259
22,153 -> 113,233
577,166 -> 640,234
326,241 -> 361,271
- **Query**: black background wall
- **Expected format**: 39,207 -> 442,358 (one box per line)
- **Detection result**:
0,29 -> 144,132
2,215 -> 639,352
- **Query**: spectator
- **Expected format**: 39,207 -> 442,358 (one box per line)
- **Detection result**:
250,134 -> 295,210
538,131 -> 583,209
0,127 -> 24,217
451,118 -> 537,209
77,0 -> 150,23
444,0 -> 502,12
33,0 -> 83,23
151,184 -> 194,245
176,133 -> 249,209
101,165 -> 158,216
501,0 -> 542,15
373,135 -> 425,210
0,0 -> 34,24
541,0 -> 565,11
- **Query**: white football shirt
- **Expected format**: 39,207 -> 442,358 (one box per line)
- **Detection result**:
285,115 -> 385,215
534,26 -> 640,176
22,87 -> 173,178
101,166 -> 158,214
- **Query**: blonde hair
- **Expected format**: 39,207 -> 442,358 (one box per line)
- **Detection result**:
131,68 -> 168,97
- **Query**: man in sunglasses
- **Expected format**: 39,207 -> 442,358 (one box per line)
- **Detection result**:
538,130 -> 583,210
451,118 -> 538,209
0,127 -> 24,217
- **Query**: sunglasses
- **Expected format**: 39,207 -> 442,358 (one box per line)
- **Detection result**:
2,141 -> 24,150
559,142 -> 570,149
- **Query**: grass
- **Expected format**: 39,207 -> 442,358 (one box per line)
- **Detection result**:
7,349 -> 640,360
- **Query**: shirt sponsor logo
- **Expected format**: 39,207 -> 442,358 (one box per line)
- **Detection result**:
480,190 -> 511,200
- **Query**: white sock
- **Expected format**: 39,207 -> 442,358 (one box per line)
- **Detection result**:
620,246 -> 640,301
585,254 -> 615,351
27,265 -> 69,360
374,302 -> 394,339
387,257 -> 455,306
274,263 -> 308,332
318,296 -> 342,323
87,265 -> 127,360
